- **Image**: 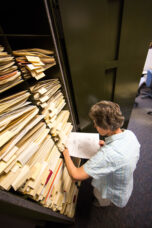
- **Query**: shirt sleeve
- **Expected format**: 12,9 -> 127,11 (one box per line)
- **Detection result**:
83,147 -> 116,179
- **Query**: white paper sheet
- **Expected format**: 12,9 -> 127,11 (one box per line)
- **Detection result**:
67,132 -> 100,159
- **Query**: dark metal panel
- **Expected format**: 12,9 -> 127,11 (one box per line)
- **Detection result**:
0,189 -> 74,224
58,0 -> 152,131
114,0 -> 152,125
58,0 -> 122,131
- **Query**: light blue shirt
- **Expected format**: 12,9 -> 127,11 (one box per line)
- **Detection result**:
83,129 -> 140,207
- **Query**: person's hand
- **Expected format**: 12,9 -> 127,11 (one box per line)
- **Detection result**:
63,147 -> 69,156
99,140 -> 105,147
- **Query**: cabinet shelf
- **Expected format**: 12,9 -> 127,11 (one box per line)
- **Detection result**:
0,34 -> 51,37
0,0 -> 79,225
0,189 -> 74,224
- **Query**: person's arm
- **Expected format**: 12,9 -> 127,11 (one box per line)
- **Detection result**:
63,148 -> 90,181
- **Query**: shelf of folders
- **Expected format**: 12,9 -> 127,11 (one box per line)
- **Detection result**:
30,78 -> 73,152
0,89 -> 80,218
13,48 -> 56,80
0,45 -> 23,93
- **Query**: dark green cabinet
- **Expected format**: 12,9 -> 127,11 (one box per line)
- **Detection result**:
51,0 -> 152,131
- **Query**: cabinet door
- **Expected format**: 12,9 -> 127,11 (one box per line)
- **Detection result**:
114,0 -> 152,122
56,0 -> 152,131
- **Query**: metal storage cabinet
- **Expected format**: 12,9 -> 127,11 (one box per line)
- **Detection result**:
51,0 -> 152,131
0,0 -> 76,226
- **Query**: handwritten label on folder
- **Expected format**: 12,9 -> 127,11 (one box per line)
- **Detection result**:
67,132 -> 100,159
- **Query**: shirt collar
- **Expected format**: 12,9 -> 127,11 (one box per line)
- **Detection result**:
105,129 -> 126,144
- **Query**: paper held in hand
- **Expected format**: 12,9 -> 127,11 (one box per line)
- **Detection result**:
67,132 -> 100,159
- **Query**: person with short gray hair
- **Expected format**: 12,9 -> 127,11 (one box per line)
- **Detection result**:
63,100 -> 140,207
